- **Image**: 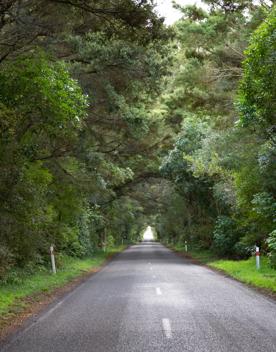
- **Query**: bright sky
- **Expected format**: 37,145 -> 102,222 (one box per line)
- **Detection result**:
143,226 -> 154,241
155,0 -> 205,25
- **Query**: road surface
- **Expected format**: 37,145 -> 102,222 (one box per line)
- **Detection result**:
2,242 -> 276,352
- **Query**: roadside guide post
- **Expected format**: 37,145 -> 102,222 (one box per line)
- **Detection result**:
256,246 -> 260,270
50,245 -> 57,274
185,240 -> 188,252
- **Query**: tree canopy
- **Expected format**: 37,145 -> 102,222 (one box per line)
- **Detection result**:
155,1 -> 275,263
0,0 -> 275,276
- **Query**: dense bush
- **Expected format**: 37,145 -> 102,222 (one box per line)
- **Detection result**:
155,3 -> 275,265
238,6 -> 276,128
267,230 -> 276,269
0,245 -> 14,279
212,216 -> 251,258
212,217 -> 247,258
0,56 -> 89,267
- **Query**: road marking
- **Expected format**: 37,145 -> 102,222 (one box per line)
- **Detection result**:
38,300 -> 64,322
153,275 -> 156,279
150,267 -> 153,270
156,287 -> 162,295
162,318 -> 172,339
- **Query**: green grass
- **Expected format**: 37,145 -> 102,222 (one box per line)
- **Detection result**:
0,246 -> 125,317
173,244 -> 220,264
172,245 -> 276,293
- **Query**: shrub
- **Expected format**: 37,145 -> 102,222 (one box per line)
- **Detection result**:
0,245 -> 14,279
267,230 -> 276,268
107,235 -> 115,248
212,216 -> 248,258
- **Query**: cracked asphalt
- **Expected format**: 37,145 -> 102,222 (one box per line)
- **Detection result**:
1,242 -> 276,352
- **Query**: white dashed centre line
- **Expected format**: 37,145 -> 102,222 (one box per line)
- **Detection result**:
156,287 -> 162,295
162,318 -> 172,339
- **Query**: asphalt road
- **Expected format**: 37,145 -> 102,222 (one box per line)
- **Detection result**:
2,242 -> 276,352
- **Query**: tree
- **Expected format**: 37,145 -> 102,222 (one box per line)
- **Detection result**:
0,0 -> 171,275
0,55 -> 88,269
155,1 -> 274,258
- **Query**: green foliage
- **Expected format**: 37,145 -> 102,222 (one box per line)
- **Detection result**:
0,0 -> 170,275
238,6 -> 276,128
0,55 -> 89,266
212,216 -> 249,258
267,230 -> 276,269
0,56 -> 88,143
0,0 -> 275,277
0,246 -> 14,280
155,1 -> 275,261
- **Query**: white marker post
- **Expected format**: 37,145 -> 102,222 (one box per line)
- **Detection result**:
256,246 -> 260,270
185,240 -> 188,252
50,245 -> 56,274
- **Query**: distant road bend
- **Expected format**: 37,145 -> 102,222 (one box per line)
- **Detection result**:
2,242 -> 276,352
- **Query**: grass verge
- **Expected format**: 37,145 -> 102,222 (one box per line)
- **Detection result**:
0,246 -> 125,320
171,244 -> 276,294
